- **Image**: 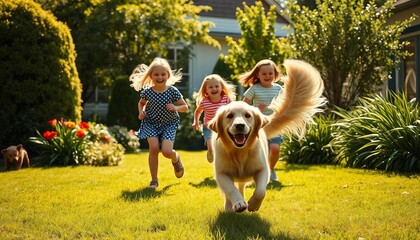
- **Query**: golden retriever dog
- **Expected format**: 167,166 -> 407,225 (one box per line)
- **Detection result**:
207,59 -> 326,212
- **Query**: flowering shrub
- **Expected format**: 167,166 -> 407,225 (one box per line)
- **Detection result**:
83,123 -> 124,166
29,119 -> 124,166
108,125 -> 140,152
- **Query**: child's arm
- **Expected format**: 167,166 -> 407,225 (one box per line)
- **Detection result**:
166,98 -> 188,113
243,97 -> 265,111
192,105 -> 203,131
138,98 -> 147,120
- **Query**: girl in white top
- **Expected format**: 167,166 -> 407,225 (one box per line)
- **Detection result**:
238,59 -> 284,182
192,74 -> 236,162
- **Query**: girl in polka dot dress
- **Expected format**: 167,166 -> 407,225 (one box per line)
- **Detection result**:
192,74 -> 236,163
130,57 -> 188,189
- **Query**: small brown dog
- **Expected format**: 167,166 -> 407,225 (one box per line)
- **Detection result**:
2,144 -> 30,171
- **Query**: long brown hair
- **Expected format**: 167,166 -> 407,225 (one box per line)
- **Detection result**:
238,59 -> 281,87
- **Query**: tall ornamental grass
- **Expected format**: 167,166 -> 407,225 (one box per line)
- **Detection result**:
281,113 -> 337,164
333,92 -> 420,172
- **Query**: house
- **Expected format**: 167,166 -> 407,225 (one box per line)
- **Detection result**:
187,0 -> 291,95
387,0 -> 420,101
82,0 -> 290,121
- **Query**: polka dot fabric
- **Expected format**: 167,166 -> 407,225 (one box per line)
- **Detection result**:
136,86 -> 183,141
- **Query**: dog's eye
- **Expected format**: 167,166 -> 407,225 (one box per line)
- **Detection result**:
227,113 -> 234,119
245,113 -> 251,118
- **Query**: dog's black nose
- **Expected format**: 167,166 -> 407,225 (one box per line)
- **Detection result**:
236,124 -> 245,131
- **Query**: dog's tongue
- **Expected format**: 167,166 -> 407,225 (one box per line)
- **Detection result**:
234,134 -> 246,144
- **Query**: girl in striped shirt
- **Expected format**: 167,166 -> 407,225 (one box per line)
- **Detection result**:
239,59 -> 284,182
192,74 -> 236,162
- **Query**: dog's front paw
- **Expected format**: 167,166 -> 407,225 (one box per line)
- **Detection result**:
247,196 -> 263,212
232,200 -> 247,212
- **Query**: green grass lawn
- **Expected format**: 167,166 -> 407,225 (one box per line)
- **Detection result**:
1,151 -> 419,239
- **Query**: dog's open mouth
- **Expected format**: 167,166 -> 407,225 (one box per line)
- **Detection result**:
228,132 -> 248,147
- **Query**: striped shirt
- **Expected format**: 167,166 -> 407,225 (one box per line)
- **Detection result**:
200,95 -> 230,126
243,83 -> 283,115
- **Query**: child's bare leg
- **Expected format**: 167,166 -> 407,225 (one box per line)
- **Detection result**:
269,143 -> 280,181
161,140 -> 176,162
206,139 -> 213,163
269,143 -> 280,170
162,140 -> 184,178
147,137 -> 160,181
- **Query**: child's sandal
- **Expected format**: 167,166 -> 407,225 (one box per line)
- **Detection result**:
149,179 -> 159,189
172,153 -> 184,178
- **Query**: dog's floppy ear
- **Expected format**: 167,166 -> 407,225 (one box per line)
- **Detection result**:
260,113 -> 269,128
251,108 -> 269,138
16,144 -> 23,151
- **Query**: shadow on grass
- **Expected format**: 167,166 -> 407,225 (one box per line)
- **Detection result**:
190,177 -> 287,191
266,181 -> 286,191
210,212 -> 295,240
121,184 -> 178,202
189,177 -> 217,188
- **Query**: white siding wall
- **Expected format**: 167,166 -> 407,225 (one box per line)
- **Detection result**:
189,38 -> 229,95
189,17 -> 290,96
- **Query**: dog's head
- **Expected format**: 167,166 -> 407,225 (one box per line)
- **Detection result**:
1,144 -> 23,162
208,101 -> 268,148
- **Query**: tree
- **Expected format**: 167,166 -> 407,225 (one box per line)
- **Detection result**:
0,0 -> 82,148
36,0 -> 220,105
221,1 -> 291,85
284,0 -> 415,109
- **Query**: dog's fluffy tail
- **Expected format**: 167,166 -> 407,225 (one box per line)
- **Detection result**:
264,59 -> 326,139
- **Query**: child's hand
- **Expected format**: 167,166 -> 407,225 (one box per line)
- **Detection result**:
258,103 -> 268,111
138,111 -> 146,120
192,122 -> 199,131
166,103 -> 177,112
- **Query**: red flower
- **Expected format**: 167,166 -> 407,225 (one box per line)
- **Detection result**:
79,122 -> 90,129
48,119 -> 57,127
100,136 -> 110,142
43,131 -> 57,140
76,130 -> 86,138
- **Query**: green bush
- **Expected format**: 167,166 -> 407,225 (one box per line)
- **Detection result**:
281,113 -> 338,164
29,119 -> 125,166
213,58 -> 236,84
175,97 -> 205,150
108,125 -> 140,153
0,0 -> 82,148
333,92 -> 420,172
107,76 -> 140,130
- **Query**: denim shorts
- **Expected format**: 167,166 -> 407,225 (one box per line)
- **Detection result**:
202,127 -> 212,141
269,135 -> 284,144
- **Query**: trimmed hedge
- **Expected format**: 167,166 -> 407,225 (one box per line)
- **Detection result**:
107,75 -> 139,130
0,0 -> 82,148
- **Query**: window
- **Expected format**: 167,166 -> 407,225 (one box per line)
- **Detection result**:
167,47 -> 190,96
85,86 -> 110,104
403,38 -> 417,101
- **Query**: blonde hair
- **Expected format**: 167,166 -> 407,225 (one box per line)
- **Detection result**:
238,59 -> 282,87
129,57 -> 182,91
194,74 -> 237,105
